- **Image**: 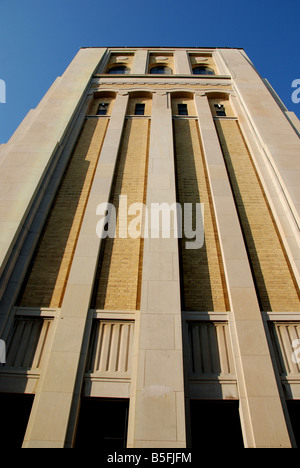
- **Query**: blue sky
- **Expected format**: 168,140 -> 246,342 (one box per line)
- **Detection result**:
0,0 -> 299,144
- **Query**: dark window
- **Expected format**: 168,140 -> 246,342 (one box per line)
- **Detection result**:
0,393 -> 34,448
150,66 -> 172,75
193,66 -> 215,75
108,66 -> 130,75
74,397 -> 129,448
214,104 -> 226,116
135,103 -> 145,115
190,400 -> 244,448
97,103 -> 109,115
178,104 -> 188,115
286,400 -> 300,447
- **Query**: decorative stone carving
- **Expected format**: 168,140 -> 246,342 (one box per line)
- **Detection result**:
194,57 -> 208,62
155,56 -> 169,62
116,56 -> 129,62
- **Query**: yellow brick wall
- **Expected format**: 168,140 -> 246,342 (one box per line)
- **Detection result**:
93,117 -> 150,310
18,117 -> 109,308
215,119 -> 300,312
173,119 -> 229,312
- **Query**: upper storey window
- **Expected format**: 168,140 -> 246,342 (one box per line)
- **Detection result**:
97,103 -> 109,115
193,66 -> 215,75
148,53 -> 174,74
135,103 -> 145,115
214,104 -> 226,116
108,66 -> 130,75
178,104 -> 188,115
150,66 -> 173,75
103,53 -> 134,74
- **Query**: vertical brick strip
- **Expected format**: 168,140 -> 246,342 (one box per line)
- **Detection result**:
173,118 -> 229,311
215,119 -> 300,312
19,118 -> 108,308
94,117 -> 150,310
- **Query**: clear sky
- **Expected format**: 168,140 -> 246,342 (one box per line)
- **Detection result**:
0,0 -> 299,144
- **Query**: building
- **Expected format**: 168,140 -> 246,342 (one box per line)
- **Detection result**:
0,47 -> 299,449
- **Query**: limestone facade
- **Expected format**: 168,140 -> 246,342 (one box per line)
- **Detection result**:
0,47 -> 299,448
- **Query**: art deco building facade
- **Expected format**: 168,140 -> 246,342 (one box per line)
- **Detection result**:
0,47 -> 299,448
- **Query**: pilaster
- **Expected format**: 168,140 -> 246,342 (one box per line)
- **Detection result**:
219,48 -> 300,226
0,48 -> 106,281
194,92 -> 292,448
22,92 -> 129,448
127,91 -> 186,448
132,49 -> 148,74
174,50 -> 191,75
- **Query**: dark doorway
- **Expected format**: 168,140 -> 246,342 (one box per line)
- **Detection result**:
0,392 -> 34,448
190,400 -> 244,448
74,397 -> 129,448
286,400 -> 300,448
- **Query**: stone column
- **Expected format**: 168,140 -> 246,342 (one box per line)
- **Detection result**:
174,50 -> 191,74
0,48 -> 106,280
22,92 -> 129,448
219,48 -> 300,226
194,92 -> 292,448
132,49 -> 148,74
127,91 -> 186,448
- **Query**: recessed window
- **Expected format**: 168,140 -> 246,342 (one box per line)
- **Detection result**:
214,104 -> 226,116
193,66 -> 215,75
134,103 -> 145,115
150,66 -> 172,75
97,103 -> 109,115
108,66 -> 130,75
178,104 -> 188,115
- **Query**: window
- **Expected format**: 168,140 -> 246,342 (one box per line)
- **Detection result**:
193,66 -> 215,75
108,66 -> 130,75
150,66 -> 172,75
97,103 -> 109,115
214,104 -> 226,116
134,103 -> 145,115
178,104 -> 188,115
